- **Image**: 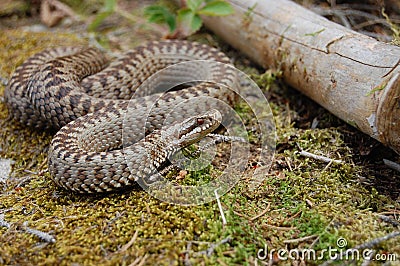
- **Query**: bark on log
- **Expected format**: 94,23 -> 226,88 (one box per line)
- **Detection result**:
198,0 -> 400,154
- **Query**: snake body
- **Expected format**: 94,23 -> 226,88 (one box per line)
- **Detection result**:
5,40 -> 238,193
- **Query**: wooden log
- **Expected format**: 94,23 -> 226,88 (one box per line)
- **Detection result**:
197,0 -> 400,154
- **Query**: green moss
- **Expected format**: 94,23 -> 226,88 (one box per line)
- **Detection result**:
0,0 -> 29,16
0,26 -> 399,266
0,30 -> 86,77
367,78 -> 388,96
60,0 -> 103,16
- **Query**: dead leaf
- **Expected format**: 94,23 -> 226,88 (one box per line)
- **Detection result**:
40,0 -> 78,27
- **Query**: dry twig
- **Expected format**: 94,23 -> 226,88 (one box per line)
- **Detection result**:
299,150 -> 343,164
0,214 -> 56,243
383,159 -> 400,173
193,236 -> 232,257
249,203 -> 270,221
321,231 -> 400,265
283,234 -> 319,244
379,215 -> 400,227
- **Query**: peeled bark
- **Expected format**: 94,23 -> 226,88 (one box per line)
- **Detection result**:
199,0 -> 400,153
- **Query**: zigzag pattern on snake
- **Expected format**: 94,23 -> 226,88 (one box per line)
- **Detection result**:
5,40 -> 239,193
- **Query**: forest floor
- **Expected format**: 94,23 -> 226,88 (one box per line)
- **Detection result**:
0,0 -> 399,265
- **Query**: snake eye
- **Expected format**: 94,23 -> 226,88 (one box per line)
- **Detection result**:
197,118 -> 204,125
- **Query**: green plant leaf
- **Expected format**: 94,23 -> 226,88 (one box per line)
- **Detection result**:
187,0 -> 203,11
87,0 -> 118,31
88,11 -> 113,31
198,0 -> 234,16
104,0 -> 116,12
144,5 -> 176,32
177,8 -> 203,34
177,8 -> 193,26
191,14 -> 202,31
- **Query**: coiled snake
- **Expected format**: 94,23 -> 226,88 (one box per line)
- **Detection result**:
5,40 -> 238,193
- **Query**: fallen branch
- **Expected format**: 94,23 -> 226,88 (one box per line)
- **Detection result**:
196,0 -> 400,154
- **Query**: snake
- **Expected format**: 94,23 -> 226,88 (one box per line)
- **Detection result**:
4,40 -> 239,193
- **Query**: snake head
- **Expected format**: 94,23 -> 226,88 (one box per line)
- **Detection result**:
176,109 -> 222,147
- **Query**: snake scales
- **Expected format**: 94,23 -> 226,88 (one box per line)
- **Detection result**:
5,40 -> 238,193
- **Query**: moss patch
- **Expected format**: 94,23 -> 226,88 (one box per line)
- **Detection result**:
0,16 -> 399,266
